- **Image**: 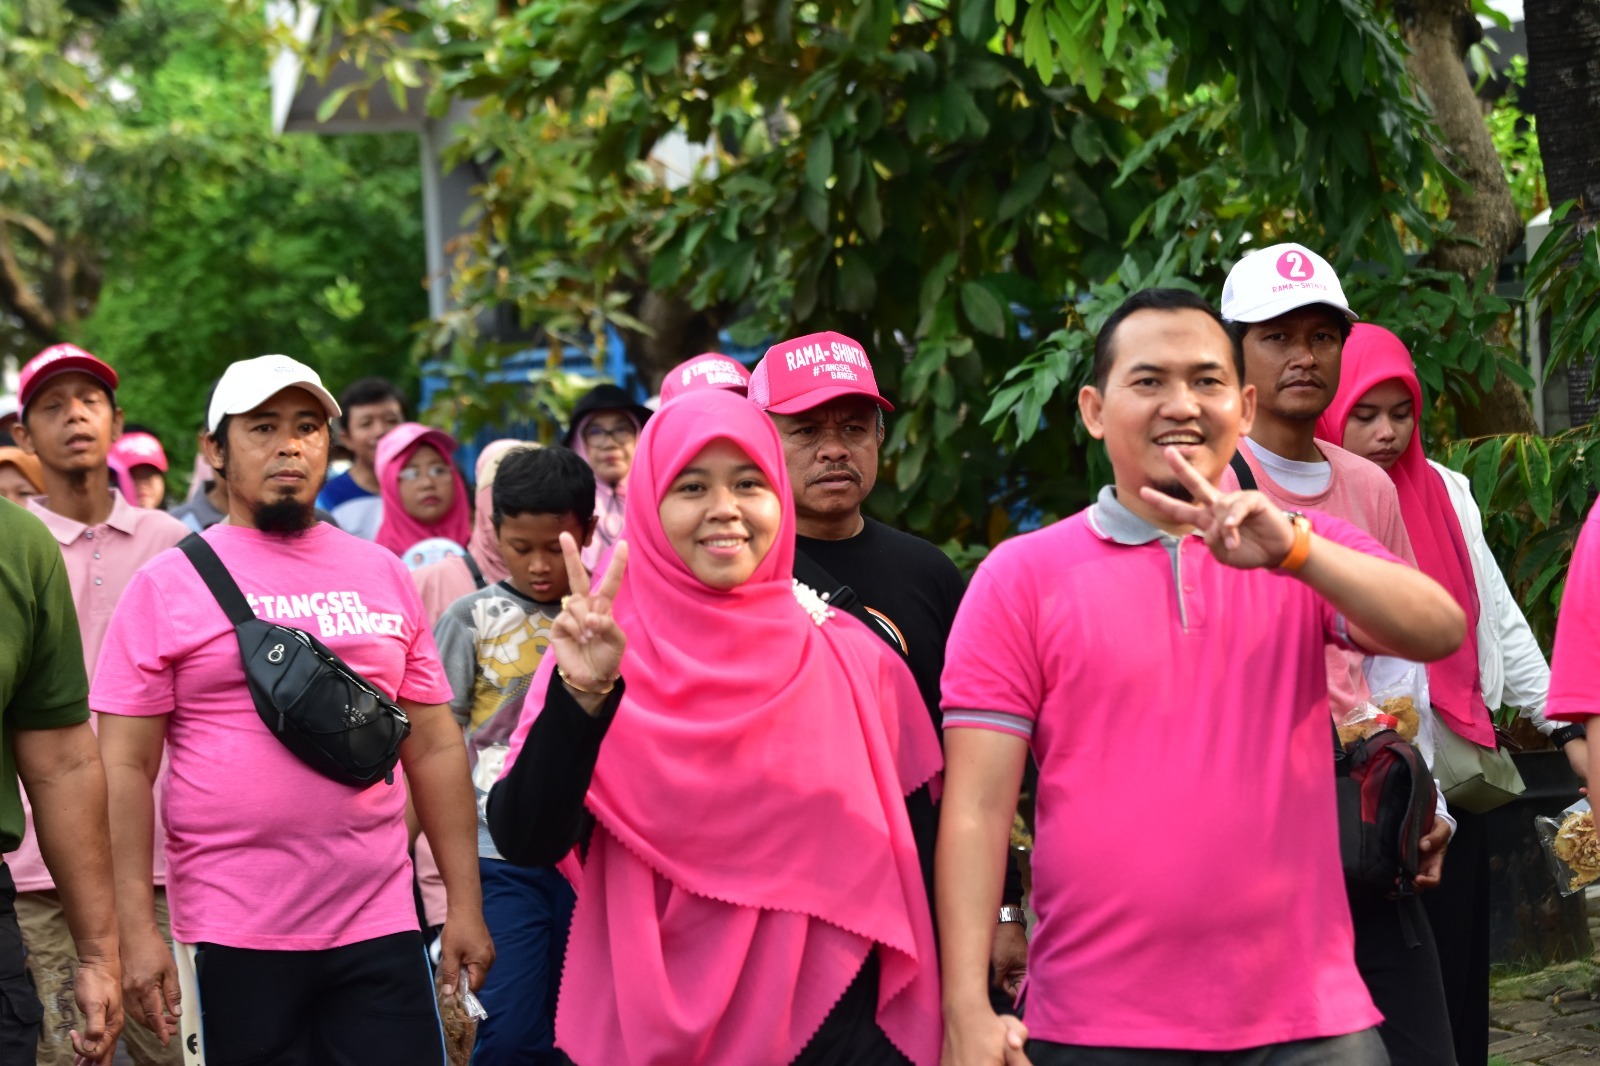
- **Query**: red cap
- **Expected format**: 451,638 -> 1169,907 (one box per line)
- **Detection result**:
18,344 -> 118,413
1374,714 -> 1399,731
660,353 -> 752,404
748,331 -> 893,415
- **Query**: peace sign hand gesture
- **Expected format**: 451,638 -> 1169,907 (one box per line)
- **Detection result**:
552,532 -> 628,713
1138,446 -> 1297,571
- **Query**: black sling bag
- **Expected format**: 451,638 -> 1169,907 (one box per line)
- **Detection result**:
178,534 -> 411,788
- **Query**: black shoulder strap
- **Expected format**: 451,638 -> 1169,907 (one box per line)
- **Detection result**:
178,533 -> 257,628
1229,448 -> 1257,491
461,550 -> 487,590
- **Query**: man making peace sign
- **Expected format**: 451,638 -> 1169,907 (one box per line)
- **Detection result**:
935,289 -> 1466,1066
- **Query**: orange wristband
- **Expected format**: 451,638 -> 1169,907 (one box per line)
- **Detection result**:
1278,513 -> 1313,572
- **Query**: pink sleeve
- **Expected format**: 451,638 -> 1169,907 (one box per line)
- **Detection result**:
939,546 -> 1042,738
1307,512 -> 1402,649
498,654 -> 559,779
90,572 -> 177,717
393,563 -> 455,706
1549,504 -> 1600,721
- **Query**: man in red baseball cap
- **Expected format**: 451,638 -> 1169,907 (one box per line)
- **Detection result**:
9,343 -> 189,1066
749,331 -> 1029,1003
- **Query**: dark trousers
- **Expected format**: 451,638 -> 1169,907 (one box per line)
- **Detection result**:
1025,1028 -> 1389,1065
1420,808 -> 1488,1066
1348,890 -> 1456,1066
195,930 -> 444,1066
472,858 -> 573,1065
0,864 -> 41,1066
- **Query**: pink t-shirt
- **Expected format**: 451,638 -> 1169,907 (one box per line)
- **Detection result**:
13,491 -> 186,893
1227,439 -> 1417,715
91,522 -> 453,950
1549,500 -> 1600,722
940,490 -> 1386,1050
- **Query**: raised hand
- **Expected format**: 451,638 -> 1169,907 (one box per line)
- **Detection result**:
552,532 -> 628,700
1138,446 -> 1297,570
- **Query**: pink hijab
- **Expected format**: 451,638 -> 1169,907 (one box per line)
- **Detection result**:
373,423 -> 471,558
503,390 -> 942,1066
412,439 -> 532,622
1318,325 -> 1492,746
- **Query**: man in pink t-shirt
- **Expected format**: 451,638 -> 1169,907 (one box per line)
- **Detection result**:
1549,501 -> 1600,764
10,344 -> 187,1066
936,289 -> 1466,1064
94,356 -> 491,1065
1222,244 -> 1455,1065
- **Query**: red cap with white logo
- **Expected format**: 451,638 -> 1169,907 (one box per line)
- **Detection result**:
747,331 -> 894,415
659,353 -> 752,404
18,344 -> 119,413
1220,243 -> 1358,324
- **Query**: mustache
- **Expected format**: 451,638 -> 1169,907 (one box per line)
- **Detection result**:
806,464 -> 862,487
1279,374 -> 1326,389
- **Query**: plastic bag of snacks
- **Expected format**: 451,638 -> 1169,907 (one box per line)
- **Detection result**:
1536,799 -> 1600,896
440,985 -> 489,1066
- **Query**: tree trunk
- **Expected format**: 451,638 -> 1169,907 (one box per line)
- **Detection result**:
1401,0 -> 1540,434
1524,0 -> 1600,221
626,289 -> 722,394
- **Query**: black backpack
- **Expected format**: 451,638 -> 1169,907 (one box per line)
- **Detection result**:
1336,724 -> 1437,899
179,534 -> 411,789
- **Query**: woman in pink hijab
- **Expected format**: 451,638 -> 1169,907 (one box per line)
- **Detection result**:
1320,323 -> 1583,1066
374,423 -> 472,564
487,390 -> 942,1066
412,439 -> 533,624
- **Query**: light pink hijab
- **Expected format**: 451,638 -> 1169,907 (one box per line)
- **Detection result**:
502,390 -> 942,1065
374,423 -> 471,558
412,439 -> 532,623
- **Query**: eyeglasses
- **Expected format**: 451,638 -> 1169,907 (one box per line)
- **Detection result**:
398,464 -> 451,482
583,423 -> 637,446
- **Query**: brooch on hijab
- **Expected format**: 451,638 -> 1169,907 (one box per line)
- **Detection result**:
792,580 -> 836,627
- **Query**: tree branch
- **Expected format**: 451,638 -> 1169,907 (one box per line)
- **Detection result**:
0,216 -> 62,344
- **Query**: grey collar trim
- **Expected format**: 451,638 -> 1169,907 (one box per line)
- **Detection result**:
1087,485 -> 1197,546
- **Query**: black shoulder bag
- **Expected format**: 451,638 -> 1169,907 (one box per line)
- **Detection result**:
178,534 -> 411,788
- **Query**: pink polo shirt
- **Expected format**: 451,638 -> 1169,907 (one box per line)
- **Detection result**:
940,488 -> 1385,1051
92,522 -> 453,950
1227,438 -> 1417,715
1549,500 -> 1600,722
12,490 -> 186,893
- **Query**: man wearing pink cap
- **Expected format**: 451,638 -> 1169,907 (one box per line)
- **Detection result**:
9,344 -> 188,1066
750,331 -> 1028,1002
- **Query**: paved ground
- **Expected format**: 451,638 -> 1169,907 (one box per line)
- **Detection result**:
1489,887 -> 1600,1064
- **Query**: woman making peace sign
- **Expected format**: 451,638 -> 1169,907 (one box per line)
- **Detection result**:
487,389 -> 943,1066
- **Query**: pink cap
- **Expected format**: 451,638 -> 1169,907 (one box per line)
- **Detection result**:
18,344 -> 118,412
660,354 -> 752,404
747,331 -> 893,415
110,432 -> 168,472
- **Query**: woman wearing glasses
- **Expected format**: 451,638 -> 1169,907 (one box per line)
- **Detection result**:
563,384 -> 652,570
375,422 -> 472,567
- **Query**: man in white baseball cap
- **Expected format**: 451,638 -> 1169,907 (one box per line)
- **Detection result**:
96,353 -> 492,1064
1223,249 -> 1455,1066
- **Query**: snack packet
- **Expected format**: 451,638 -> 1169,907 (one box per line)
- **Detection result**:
1536,799 -> 1600,896
440,986 -> 489,1065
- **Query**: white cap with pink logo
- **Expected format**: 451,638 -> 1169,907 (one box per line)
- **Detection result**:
1220,242 -> 1358,324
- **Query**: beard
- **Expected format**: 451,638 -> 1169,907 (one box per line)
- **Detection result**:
1149,479 -> 1194,504
254,497 -> 317,534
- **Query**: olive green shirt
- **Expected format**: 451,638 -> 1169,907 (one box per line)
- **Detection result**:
0,500 -> 91,853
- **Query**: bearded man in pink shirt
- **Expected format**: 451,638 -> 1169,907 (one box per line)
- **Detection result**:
9,344 -> 188,1066
1222,246 -> 1454,1065
936,289 -> 1466,1066
95,356 -> 492,1066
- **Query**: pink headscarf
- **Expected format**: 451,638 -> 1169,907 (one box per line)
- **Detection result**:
373,423 -> 471,558
503,389 -> 942,1065
1318,325 -> 1492,746
467,439 -> 531,584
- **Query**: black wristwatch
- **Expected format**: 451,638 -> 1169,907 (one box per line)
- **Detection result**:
1550,723 -> 1587,749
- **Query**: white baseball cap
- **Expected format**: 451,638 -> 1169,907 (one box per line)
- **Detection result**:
208,355 -> 341,432
1220,242 -> 1358,324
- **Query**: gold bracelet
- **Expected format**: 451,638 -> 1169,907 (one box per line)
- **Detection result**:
558,666 -> 618,696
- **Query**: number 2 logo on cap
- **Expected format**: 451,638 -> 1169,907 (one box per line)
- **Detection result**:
1276,250 -> 1313,281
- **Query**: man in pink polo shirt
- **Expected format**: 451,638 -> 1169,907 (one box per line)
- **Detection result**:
95,355 -> 490,1065
9,344 -> 187,1066
936,289 -> 1466,1065
1221,246 -> 1455,1065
